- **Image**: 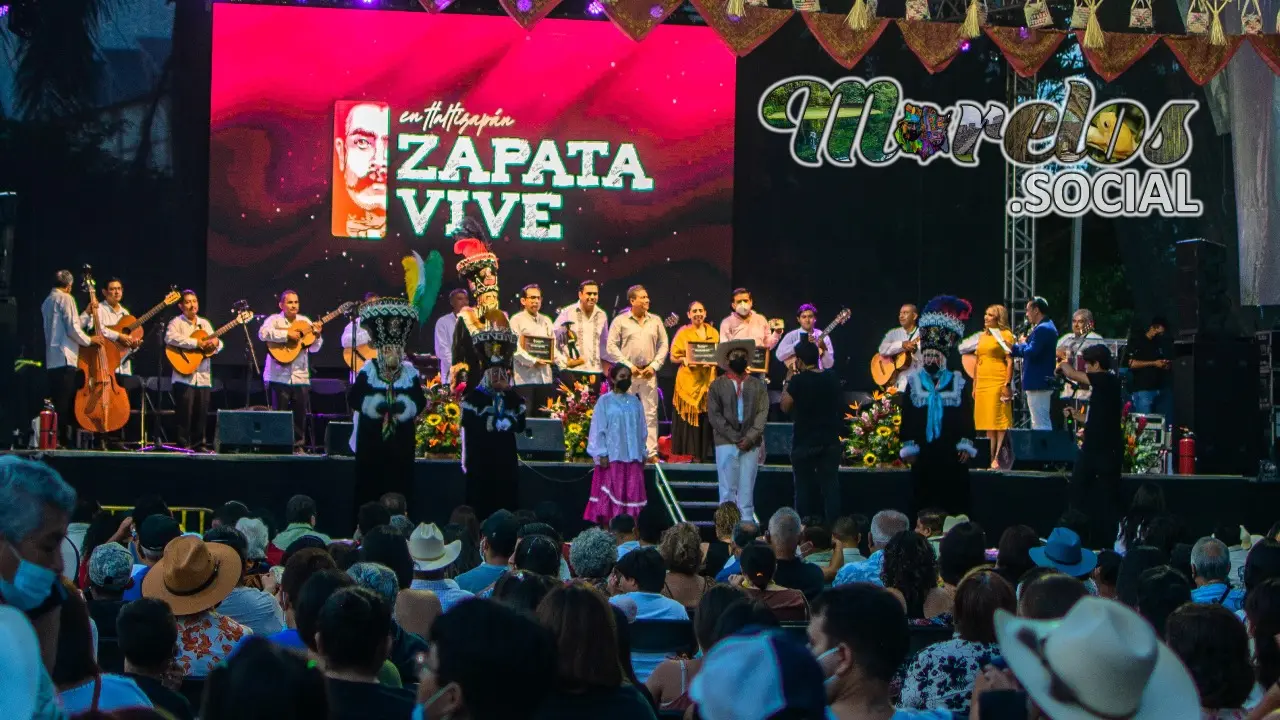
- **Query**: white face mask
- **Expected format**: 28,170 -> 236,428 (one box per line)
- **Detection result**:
735,302 -> 751,317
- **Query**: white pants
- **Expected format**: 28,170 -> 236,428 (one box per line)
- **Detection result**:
715,443 -> 760,520
1026,390 -> 1053,430
633,372 -> 658,457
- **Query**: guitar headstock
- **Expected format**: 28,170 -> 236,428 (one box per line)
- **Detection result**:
80,265 -> 96,294
834,308 -> 851,325
664,312 -> 679,329
233,309 -> 255,326
163,286 -> 181,306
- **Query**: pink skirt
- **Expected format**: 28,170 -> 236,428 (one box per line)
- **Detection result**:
583,460 -> 647,524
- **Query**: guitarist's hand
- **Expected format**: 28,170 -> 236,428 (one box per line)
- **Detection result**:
120,336 -> 141,349
198,339 -> 218,352
902,339 -> 917,352
312,322 -> 323,333
287,329 -> 303,341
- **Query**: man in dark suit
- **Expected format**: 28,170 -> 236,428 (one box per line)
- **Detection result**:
1012,296 -> 1059,430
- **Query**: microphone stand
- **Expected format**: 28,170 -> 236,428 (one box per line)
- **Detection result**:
139,317 -> 193,453
241,319 -> 261,409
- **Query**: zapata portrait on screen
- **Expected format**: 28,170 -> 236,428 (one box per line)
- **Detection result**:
332,100 -> 390,239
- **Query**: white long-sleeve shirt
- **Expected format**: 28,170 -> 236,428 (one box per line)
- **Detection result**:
339,319 -> 371,383
607,311 -> 669,373
509,310 -> 558,386
775,328 -> 834,370
166,314 -> 222,387
258,313 -> 322,385
878,327 -> 921,360
81,303 -> 132,375
433,312 -> 459,384
41,289 -> 93,369
586,391 -> 648,463
553,303 -> 609,374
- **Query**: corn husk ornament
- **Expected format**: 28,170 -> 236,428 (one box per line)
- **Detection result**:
1129,0 -> 1152,28
1242,0 -> 1262,34
961,0 -> 988,38
1207,0 -> 1231,44
1083,0 -> 1105,47
846,0 -> 870,29
727,0 -> 745,18
1025,0 -> 1053,28
1071,0 -> 1091,29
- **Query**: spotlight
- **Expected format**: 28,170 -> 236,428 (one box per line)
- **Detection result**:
959,39 -> 971,52
587,0 -> 604,13
1018,26 -> 1029,39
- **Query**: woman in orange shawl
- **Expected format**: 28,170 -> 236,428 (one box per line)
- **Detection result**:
669,301 -> 718,462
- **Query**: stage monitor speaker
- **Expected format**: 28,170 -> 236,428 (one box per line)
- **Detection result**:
764,422 -> 794,460
1008,430 -> 1077,470
1173,337 -> 1264,475
325,421 -> 354,457
517,418 -> 565,457
215,410 -> 293,454
1175,238 -> 1232,338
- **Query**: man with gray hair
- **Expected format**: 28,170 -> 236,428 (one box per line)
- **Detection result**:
833,509 -> 909,587
41,269 -> 96,444
1057,308 -> 1103,405
569,527 -> 617,589
1189,536 -> 1245,610
767,507 -> 824,600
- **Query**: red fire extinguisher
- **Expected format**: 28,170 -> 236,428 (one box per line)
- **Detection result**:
1177,429 -> 1196,475
38,399 -> 58,450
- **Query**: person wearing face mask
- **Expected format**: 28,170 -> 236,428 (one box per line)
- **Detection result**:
898,296 -> 977,515
668,300 -> 720,462
809,584 -> 954,720
582,363 -> 649,525
415,599 -> 558,720
707,340 -> 769,522
719,287 -> 780,351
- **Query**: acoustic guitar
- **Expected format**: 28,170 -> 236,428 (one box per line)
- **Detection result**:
343,343 -> 376,373
166,307 -> 255,375
870,346 -> 915,387
784,308 -> 851,379
109,286 -> 182,359
266,302 -> 355,364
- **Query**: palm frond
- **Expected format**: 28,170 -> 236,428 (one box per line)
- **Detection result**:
13,0 -> 122,118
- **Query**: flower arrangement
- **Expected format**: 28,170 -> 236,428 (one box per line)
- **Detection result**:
842,388 -> 904,467
1122,402 -> 1165,474
542,380 -> 603,461
415,377 -> 462,457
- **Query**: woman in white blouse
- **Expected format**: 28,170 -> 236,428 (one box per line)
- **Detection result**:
582,364 -> 650,525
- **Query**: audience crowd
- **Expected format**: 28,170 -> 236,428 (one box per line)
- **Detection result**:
7,456 -> 1280,720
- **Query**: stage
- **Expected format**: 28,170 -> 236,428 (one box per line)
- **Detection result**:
17,450 -> 1276,545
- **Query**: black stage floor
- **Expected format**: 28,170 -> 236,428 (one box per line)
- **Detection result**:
15,450 -> 1277,544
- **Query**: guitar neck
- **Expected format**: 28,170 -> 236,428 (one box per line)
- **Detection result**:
318,306 -> 349,325
126,299 -> 170,331
818,313 -> 849,337
210,318 -> 244,339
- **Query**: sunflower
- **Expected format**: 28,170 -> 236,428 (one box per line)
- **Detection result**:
444,404 -> 461,418
892,415 -> 902,427
863,453 -> 877,466
568,423 -> 583,435
876,426 -> 892,438
425,413 -> 443,426
586,409 -> 594,419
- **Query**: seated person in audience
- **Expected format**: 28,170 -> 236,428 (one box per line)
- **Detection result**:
645,585 -> 746,712
408,523 -> 473,613
612,513 -> 640,559
1189,536 -> 1245,611
533,585 -> 657,720
361,526 -> 415,590
1017,571 -> 1087,619
881,531 -> 952,622
395,589 -> 443,641
1166,603 -> 1257,720
733,543 -> 808,622
714,519 -> 761,582
293,566 -> 404,689
86,542 -> 134,669
200,636 -> 329,720
517,522 -> 571,580
492,570 -> 557,614
348,562 -> 431,683
1116,545 -> 1168,606
210,501 -> 250,530
569,527 -> 617,593
268,494 -> 331,566
1136,565 -> 1191,637
834,509 -> 909,586
608,547 -> 689,683
317,587 -> 417,719
658,523 -> 712,611
1029,526 -> 1098,596
701,502 -> 740,577
54,578 -> 153,713
328,541 -> 360,571
609,603 -> 658,713
915,508 -> 946,552
381,492 -> 410,519
633,504 -> 669,554
203,525 -> 286,636
993,524 -> 1039,588
417,600 -> 558,720
898,568 -> 1014,713
141,536 -> 250,677
688,626 -> 829,720
356,501 -> 392,542
938,521 -> 987,595
832,515 -> 867,563
808,584 -> 953,720
247,547 -> 336,650
766,507 -> 824,601
454,512 -> 519,594
1245,578 -> 1280,697
124,515 -> 181,602
800,524 -> 835,565
234,517 -> 272,578
117,598 -> 194,720
1092,548 -> 1122,600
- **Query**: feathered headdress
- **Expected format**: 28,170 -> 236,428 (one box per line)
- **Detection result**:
918,295 -> 972,353
451,218 -> 499,296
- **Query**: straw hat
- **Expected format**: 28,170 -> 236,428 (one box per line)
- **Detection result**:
142,535 -> 242,616
714,339 -> 755,371
995,596 -> 1198,720
409,523 -> 462,572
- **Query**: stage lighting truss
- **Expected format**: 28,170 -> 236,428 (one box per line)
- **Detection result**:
1004,69 -> 1037,428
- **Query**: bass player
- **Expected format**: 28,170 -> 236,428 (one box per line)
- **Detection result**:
79,277 -> 144,448
165,290 -> 222,452
259,289 -> 324,451
876,303 -> 921,388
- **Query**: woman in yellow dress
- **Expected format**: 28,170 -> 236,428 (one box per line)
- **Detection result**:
973,304 -> 1014,468
669,301 -> 719,461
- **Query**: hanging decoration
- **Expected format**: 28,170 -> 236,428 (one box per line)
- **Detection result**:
415,0 -> 455,13
496,0 -> 563,29
1206,0 -> 1231,45
1129,0 -> 1153,29
898,20 -> 963,73
1186,0 -> 1210,33
1079,30 -> 1159,80
985,27 -> 1068,77
688,0 -> 794,55
804,14 -> 890,68
845,0 -> 871,29
1164,35 -> 1242,84
960,0 -> 988,38
793,0 -> 821,11
1251,34 -> 1280,75
1083,0 -> 1105,47
599,0 -> 684,40
1071,0 -> 1091,29
1241,0 -> 1262,34
1024,0 -> 1054,28
905,0 -> 931,21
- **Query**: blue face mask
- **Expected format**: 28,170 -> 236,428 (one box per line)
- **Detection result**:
814,646 -> 840,686
0,544 -> 56,611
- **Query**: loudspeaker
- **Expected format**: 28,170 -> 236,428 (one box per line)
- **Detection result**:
1175,238 -> 1232,338
764,422 -> 794,461
1174,337 -> 1264,475
215,410 -> 293,454
1008,429 -> 1077,470
517,418 -> 565,457
325,421 -> 354,457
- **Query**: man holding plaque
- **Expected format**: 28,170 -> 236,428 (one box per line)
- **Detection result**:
553,280 -> 609,392
668,300 -> 719,462
510,283 -> 558,410
606,284 -> 668,460
719,287 -> 781,352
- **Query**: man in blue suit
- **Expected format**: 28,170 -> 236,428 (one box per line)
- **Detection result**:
1011,296 -> 1059,430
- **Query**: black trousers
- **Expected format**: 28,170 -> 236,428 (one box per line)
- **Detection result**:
792,444 -> 843,526
46,366 -> 82,443
1070,446 -> 1123,548
269,382 -> 311,449
173,382 -> 211,451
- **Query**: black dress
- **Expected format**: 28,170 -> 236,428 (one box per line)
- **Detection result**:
461,385 -> 527,521
899,367 -> 973,514
348,360 -> 427,506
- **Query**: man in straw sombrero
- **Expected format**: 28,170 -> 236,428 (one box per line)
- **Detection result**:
141,535 -> 247,676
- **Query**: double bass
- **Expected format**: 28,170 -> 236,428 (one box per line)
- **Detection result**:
74,266 -> 130,434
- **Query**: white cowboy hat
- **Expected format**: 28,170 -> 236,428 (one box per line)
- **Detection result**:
409,523 -> 462,572
995,596 -> 1199,720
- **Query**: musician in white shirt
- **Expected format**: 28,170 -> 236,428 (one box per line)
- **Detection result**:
776,304 -> 834,372
433,289 -> 468,384
165,290 -> 222,451
509,284 -> 559,410
340,292 -> 376,383
1057,308 -> 1104,403
258,289 -> 324,451
878,303 -> 921,387
79,278 -> 142,376
41,269 -> 94,444
553,280 -> 610,391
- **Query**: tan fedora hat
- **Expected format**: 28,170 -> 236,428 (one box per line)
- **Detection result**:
409,523 -> 462,572
142,535 -> 242,616
713,339 -> 756,371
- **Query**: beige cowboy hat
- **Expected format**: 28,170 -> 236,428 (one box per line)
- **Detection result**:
994,596 -> 1198,720
142,535 -> 243,616
942,514 -> 970,534
713,339 -> 756,371
409,523 -> 462,572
